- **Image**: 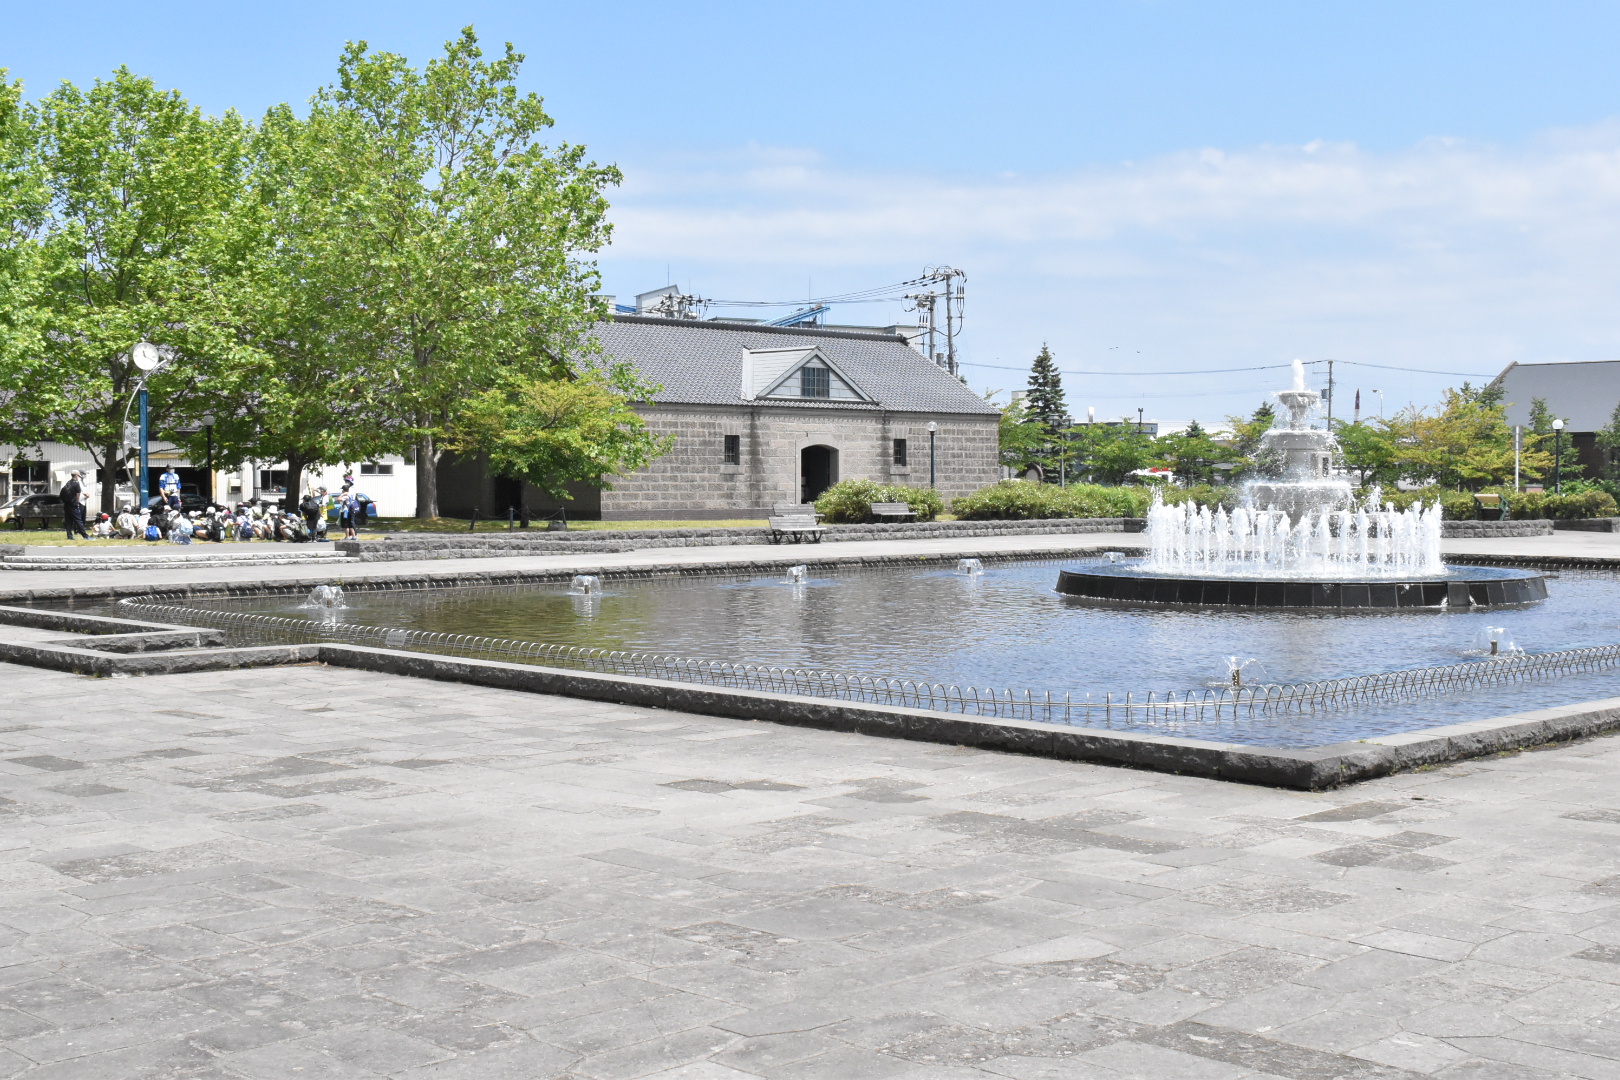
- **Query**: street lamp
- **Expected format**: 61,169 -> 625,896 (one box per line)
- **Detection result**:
1371,389 -> 1384,419
1136,407 -> 1144,433
123,342 -> 165,508
927,421 -> 938,489
1553,418 -> 1565,493
201,413 -> 216,505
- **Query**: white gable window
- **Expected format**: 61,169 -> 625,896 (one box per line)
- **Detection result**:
800,364 -> 831,398
743,346 -> 869,402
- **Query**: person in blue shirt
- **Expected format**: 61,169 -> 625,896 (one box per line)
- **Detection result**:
158,468 -> 182,510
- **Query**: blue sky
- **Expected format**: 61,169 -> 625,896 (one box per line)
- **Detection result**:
10,1 -> 1620,423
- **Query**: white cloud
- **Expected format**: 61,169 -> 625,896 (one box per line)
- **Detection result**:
599,125 -> 1620,419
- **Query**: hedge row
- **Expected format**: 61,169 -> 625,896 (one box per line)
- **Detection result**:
811,478 -> 1618,524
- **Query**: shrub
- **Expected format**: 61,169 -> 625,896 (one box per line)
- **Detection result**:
950,480 -> 1153,520
813,479 -> 942,523
1543,489 -> 1619,519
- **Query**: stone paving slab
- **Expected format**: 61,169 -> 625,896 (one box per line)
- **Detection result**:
1,660 -> 1618,1078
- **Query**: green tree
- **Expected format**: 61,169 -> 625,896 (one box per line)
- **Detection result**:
187,102 -> 402,505
312,28 -> 622,517
1222,402 -> 1277,479
990,392 -> 1048,475
1024,344 -> 1067,478
1071,420 -> 1155,485
0,68 -> 253,514
0,71 -> 46,408
1394,389 -> 1542,490
447,365 -> 670,500
1333,420 -> 1400,487
1527,396 -> 1581,482
1595,400 -> 1620,483
1155,419 -> 1220,485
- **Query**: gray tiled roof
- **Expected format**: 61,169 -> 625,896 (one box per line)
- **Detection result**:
588,315 -> 999,416
1490,361 -> 1620,432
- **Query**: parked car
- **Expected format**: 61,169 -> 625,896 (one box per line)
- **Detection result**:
1,492 -> 64,528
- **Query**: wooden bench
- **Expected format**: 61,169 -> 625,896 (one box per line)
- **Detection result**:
869,501 -> 917,523
1473,493 -> 1506,521
767,503 -> 824,544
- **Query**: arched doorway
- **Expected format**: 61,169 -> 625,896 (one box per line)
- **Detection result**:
800,445 -> 838,503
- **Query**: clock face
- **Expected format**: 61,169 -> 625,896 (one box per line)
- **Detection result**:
132,342 -> 160,371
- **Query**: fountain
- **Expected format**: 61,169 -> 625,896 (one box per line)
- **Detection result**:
570,575 -> 601,596
785,565 -> 808,583
1057,361 -> 1547,609
303,584 -> 345,610
956,558 -> 984,575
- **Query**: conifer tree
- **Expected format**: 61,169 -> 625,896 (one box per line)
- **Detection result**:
1025,344 -> 1067,435
1024,344 -> 1068,478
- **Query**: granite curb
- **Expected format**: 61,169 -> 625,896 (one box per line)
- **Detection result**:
3,604 -> 1619,791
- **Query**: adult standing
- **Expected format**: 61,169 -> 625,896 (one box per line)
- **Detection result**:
158,466 -> 182,510
60,470 -> 89,539
338,485 -> 360,540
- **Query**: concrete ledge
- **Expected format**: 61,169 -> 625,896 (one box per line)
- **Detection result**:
1441,520 -> 1554,537
1554,518 -> 1620,532
345,518 -> 1142,560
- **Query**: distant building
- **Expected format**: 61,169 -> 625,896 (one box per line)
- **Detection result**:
437,312 -> 1001,520
1489,360 -> 1620,477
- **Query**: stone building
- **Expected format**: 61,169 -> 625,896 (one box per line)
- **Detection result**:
438,314 -> 1001,520
1490,360 -> 1620,479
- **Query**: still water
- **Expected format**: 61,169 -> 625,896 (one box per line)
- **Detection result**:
183,557 -> 1620,745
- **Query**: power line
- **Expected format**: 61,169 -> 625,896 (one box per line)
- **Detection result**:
959,358 -> 1492,379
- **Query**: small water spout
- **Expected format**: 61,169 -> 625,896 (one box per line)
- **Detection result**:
1222,656 -> 1267,688
1485,626 -> 1518,656
570,574 -> 601,596
304,584 -> 345,610
956,558 -> 983,575
785,565 -> 808,583
1103,551 -> 1122,564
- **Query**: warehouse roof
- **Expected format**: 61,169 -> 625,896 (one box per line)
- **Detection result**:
1490,361 -> 1620,431
589,315 -> 998,416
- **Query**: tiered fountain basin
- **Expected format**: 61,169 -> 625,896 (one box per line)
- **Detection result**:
1055,562 -> 1547,609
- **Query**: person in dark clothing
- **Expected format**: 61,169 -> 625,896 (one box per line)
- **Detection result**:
60,471 -> 89,539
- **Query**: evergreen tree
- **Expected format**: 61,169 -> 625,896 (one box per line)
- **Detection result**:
1025,344 -> 1067,434
1024,344 -> 1068,479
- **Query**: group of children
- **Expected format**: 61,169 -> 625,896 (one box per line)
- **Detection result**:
91,483 -> 376,544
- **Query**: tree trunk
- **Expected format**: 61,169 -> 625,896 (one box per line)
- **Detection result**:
99,442 -> 121,515
415,432 -> 438,519
284,451 -> 308,512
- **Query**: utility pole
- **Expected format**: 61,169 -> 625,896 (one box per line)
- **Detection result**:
1325,359 -> 1335,426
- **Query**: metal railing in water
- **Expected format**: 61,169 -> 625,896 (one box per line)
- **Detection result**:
117,594 -> 1620,734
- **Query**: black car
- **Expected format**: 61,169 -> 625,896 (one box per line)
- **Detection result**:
146,493 -> 210,514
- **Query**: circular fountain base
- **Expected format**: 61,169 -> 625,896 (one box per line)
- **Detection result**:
1056,561 -> 1547,609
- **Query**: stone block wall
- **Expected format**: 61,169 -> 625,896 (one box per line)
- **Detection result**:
598,403 -> 1000,519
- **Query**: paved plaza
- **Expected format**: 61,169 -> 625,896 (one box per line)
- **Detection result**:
1,658 -> 1619,1079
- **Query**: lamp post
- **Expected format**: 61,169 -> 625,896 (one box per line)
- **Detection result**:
1372,389 -> 1384,419
927,421 -> 938,489
201,414 -> 216,505
1137,407 -> 1144,433
1553,418 -> 1564,493
125,342 -> 164,508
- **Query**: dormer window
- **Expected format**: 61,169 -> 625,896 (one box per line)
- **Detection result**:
800,364 -> 831,398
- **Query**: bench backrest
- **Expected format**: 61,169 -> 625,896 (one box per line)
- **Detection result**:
772,502 -> 816,516
1474,494 -> 1503,507
768,515 -> 820,529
